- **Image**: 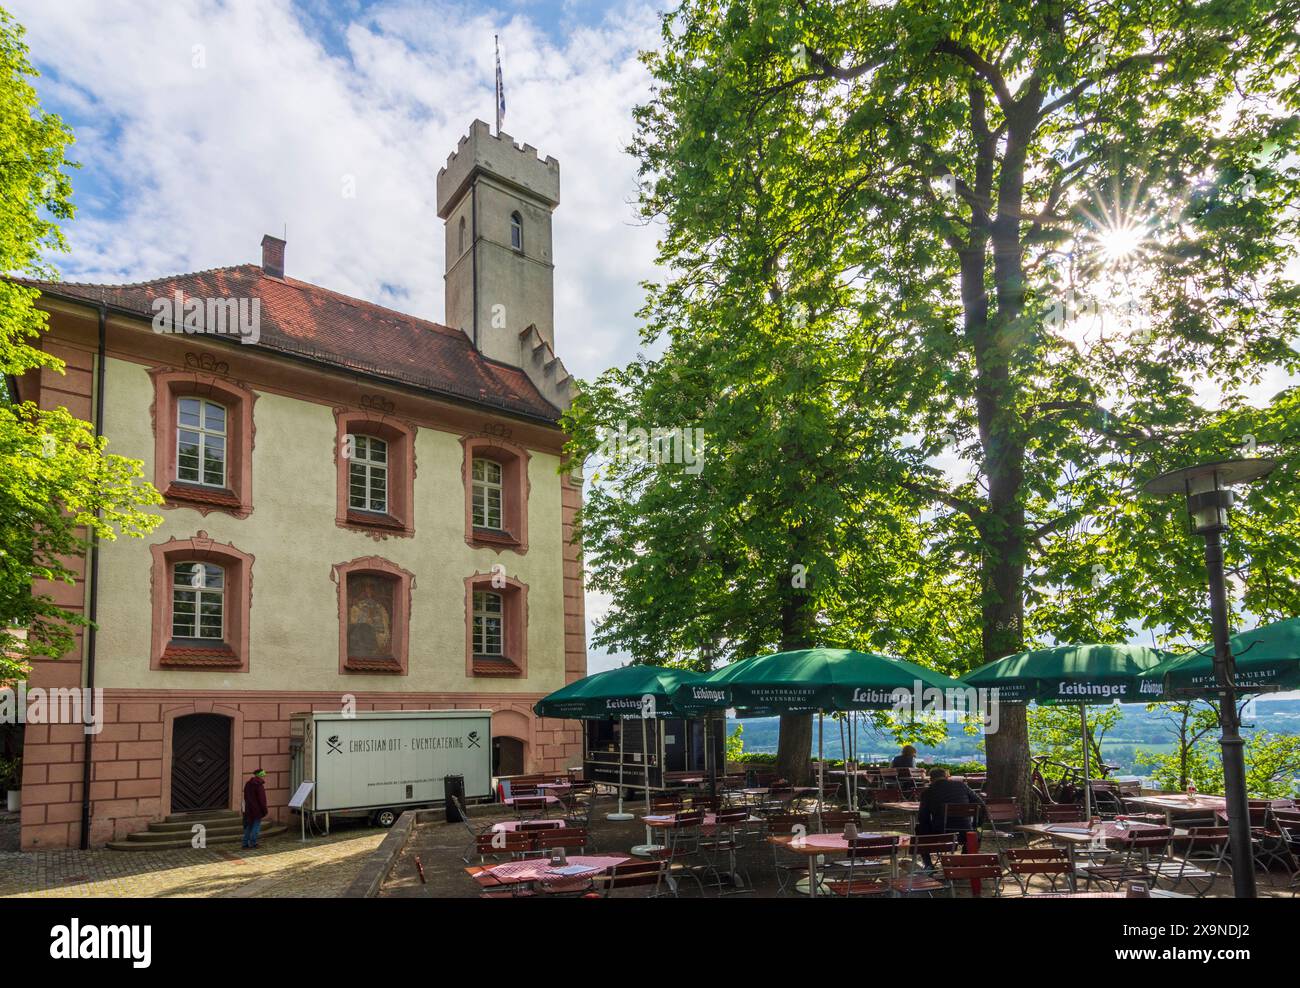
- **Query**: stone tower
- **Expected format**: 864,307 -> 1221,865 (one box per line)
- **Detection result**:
437,120 -> 573,409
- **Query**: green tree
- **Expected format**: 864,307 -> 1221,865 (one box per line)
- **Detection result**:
0,8 -> 161,681
1027,703 -> 1122,776
593,0 -> 1300,801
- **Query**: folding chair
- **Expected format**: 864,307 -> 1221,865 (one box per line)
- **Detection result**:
981,798 -> 1025,849
894,833 -> 957,897
1042,804 -> 1086,824
699,807 -> 753,894
655,811 -> 707,897
1004,847 -> 1073,894
1075,827 -> 1174,891
941,801 -> 983,849
511,794 -> 550,820
939,852 -> 1004,897
824,835 -> 901,898
1270,809 -> 1300,896
1164,826 -> 1229,896
453,795 -> 496,863
531,829 -> 590,858
471,830 -> 534,863
587,859 -> 672,898
767,814 -> 811,896
817,810 -> 860,834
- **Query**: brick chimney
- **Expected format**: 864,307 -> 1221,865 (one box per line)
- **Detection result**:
260,234 -> 285,278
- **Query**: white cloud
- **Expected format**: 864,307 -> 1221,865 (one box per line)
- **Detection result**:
11,0 -> 662,383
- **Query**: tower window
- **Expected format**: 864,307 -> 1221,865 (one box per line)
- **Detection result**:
510,212 -> 523,252
458,216 -> 467,256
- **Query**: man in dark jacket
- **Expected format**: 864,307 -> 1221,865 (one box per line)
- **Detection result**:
242,768 -> 269,849
914,767 -> 981,867
891,745 -> 917,769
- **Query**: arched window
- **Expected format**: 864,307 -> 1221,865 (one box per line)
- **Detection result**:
458,216 -> 467,256
510,211 -> 523,252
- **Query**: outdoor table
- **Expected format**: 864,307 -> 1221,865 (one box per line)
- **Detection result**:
503,794 -> 561,806
491,819 -> 567,833
879,800 -> 920,815
775,831 -> 910,898
1122,794 -> 1226,827
1019,820 -> 1168,875
468,854 -> 630,893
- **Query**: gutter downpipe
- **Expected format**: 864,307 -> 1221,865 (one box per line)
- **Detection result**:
79,301 -> 107,849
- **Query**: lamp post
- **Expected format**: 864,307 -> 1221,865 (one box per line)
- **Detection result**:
1142,458 -> 1276,899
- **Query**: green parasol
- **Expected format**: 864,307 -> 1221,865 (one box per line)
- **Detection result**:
961,643 -> 1174,818
534,664 -> 707,822
673,648 -> 971,816
1139,617 -> 1300,696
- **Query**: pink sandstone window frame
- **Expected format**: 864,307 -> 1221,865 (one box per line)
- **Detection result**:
334,409 -> 416,538
463,571 -> 528,678
331,556 -> 414,675
149,366 -> 257,518
149,534 -> 253,671
460,435 -> 530,554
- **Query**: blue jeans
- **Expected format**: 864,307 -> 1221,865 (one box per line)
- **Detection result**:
242,819 -> 262,847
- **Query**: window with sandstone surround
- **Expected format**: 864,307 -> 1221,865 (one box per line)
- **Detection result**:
149,366 -> 256,518
464,572 -> 527,677
460,435 -> 530,554
331,557 -> 414,675
334,408 -> 415,538
150,534 -> 252,670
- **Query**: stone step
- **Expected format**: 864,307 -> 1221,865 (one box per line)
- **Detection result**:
149,815 -> 244,834
124,822 -> 246,842
107,825 -> 285,852
164,809 -> 241,824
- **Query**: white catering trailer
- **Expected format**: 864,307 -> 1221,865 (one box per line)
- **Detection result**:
288,710 -> 493,828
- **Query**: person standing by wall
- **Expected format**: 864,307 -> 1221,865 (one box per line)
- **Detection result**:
242,768 -> 268,849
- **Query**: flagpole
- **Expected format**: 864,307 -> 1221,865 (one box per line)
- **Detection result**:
494,35 -> 503,136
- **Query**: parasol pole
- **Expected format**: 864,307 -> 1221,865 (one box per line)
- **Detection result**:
607,716 -> 633,821
817,711 -> 825,826
838,714 -> 847,809
1080,705 -> 1093,821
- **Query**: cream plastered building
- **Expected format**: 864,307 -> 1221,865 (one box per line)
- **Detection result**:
12,122 -> 587,849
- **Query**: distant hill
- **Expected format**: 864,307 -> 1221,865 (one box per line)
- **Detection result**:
726,697 -> 1300,775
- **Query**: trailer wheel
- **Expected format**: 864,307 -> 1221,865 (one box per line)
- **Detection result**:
372,808 -> 397,828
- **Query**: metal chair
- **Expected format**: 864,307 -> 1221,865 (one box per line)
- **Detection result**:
894,833 -> 957,897
824,835 -> 901,898
1075,827 -> 1174,891
767,814 -> 811,896
1004,847 -> 1073,894
939,852 -> 1004,897
698,807 -> 753,894
1163,826 -> 1229,896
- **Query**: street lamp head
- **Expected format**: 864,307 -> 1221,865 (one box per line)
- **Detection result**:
1141,458 -> 1277,534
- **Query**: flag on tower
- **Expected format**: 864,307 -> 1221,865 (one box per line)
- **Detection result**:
495,35 -> 505,135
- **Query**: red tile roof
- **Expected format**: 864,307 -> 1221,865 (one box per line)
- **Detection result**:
23,265 -> 561,422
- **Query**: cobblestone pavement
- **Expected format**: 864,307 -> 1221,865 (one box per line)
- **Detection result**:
0,823 -> 386,898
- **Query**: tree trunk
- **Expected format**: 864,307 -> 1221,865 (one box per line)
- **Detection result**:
775,553 -> 816,786
776,713 -> 814,786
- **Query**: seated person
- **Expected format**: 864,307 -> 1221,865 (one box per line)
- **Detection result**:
891,745 -> 918,769
915,767 -> 981,867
